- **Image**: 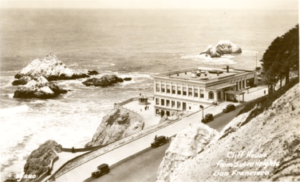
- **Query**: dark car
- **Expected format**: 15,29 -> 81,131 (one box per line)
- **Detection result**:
222,104 -> 236,113
151,136 -> 168,148
201,113 -> 214,123
91,163 -> 110,178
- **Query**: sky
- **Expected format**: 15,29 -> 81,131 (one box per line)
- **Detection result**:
0,0 -> 298,10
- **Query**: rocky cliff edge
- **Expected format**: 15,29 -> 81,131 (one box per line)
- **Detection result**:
85,107 -> 144,147
156,123 -> 218,182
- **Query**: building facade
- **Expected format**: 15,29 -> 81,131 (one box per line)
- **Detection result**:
153,66 -> 257,116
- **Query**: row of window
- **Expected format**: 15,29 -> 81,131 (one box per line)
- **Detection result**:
156,84 -> 205,98
156,98 -> 182,108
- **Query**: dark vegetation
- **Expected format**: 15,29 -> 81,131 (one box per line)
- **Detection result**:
260,24 -> 299,93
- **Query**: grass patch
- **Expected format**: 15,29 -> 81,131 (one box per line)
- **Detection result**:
237,77 -> 299,126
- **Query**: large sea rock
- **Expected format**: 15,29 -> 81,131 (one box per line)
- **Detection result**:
13,54 -> 96,83
200,40 -> 242,57
85,107 -> 144,147
82,74 -> 125,87
13,76 -> 68,99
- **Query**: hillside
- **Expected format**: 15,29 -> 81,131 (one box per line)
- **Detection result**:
157,81 -> 300,181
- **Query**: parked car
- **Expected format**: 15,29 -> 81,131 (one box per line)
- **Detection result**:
91,163 -> 110,178
201,113 -> 214,123
223,104 -> 236,113
151,136 -> 168,148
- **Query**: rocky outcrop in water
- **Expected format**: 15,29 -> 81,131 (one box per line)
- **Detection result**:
13,54 -> 97,82
157,83 -> 300,182
85,107 -> 144,147
82,74 -> 130,87
22,140 -> 60,180
156,123 -> 218,182
13,76 -> 68,99
200,40 -> 242,57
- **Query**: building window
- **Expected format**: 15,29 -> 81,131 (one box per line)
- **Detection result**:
161,84 -> 165,93
166,100 -> 170,107
242,80 -> 245,88
172,101 -> 175,107
200,90 -> 204,98
156,84 -> 160,92
194,89 -> 198,97
189,106 -> 191,110
209,91 -> 214,100
156,98 -> 159,105
166,85 -> 170,93
183,87 -> 187,96
172,86 -> 176,94
161,99 -> 165,106
188,88 -> 193,97
177,101 -> 181,109
177,86 -> 181,95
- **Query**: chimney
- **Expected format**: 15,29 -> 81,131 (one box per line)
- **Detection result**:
226,66 -> 229,73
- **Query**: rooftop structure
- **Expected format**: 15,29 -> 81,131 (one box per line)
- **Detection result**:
153,66 -> 257,116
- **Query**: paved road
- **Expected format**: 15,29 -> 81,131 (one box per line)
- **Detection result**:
84,143 -> 170,182
85,106 -> 244,182
207,105 -> 244,132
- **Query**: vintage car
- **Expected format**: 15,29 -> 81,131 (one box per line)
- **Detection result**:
151,136 -> 168,148
222,104 -> 236,113
201,113 -> 214,123
91,163 -> 110,178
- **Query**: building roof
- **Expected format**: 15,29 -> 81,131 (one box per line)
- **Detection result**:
154,67 -> 254,83
206,82 -> 237,90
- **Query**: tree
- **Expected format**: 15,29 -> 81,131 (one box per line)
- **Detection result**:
260,24 -> 299,89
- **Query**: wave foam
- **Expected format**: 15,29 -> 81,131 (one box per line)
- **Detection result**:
0,105 -> 30,117
181,54 -> 210,60
221,55 -> 235,58
181,54 -> 237,65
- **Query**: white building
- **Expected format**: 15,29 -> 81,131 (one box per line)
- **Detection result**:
153,66 -> 257,116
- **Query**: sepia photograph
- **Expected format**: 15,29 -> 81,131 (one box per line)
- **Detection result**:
0,0 -> 299,181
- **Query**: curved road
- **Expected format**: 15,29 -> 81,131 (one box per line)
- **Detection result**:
84,106 -> 244,182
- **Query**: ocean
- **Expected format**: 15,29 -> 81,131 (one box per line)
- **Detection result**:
0,8 -> 298,179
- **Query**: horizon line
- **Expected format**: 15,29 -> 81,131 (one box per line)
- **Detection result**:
0,7 -> 299,10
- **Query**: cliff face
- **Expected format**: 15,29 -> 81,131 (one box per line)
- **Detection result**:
200,40 -> 242,57
156,123 -> 218,182
85,107 -> 144,147
21,140 -> 60,181
158,83 -> 300,182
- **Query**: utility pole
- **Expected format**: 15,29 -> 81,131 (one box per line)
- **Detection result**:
255,52 -> 257,70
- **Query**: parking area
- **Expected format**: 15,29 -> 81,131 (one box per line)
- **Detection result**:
123,99 -> 161,128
